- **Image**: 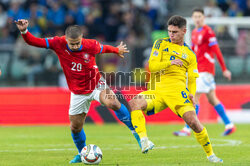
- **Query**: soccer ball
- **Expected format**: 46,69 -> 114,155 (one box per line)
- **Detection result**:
80,144 -> 103,165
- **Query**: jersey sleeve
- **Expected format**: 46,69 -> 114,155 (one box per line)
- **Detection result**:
207,28 -> 218,47
21,31 -> 60,50
86,39 -> 119,54
187,53 -> 199,79
187,53 -> 199,96
188,77 -> 196,96
45,36 -> 60,50
206,28 -> 227,71
85,39 -> 103,55
22,31 -> 47,48
211,44 -> 227,71
101,45 -> 119,54
148,39 -> 171,73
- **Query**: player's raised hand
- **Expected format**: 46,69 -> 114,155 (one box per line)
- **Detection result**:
188,94 -> 196,107
171,59 -> 183,67
223,69 -> 231,81
117,41 -> 129,58
15,19 -> 29,32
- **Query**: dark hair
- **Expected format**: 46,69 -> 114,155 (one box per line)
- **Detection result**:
65,25 -> 83,39
167,15 -> 186,28
192,8 -> 204,15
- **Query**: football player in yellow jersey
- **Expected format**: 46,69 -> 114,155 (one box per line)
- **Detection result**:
129,15 -> 223,163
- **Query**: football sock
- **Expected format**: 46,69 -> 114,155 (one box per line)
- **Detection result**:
185,104 -> 200,129
214,103 -> 231,125
131,110 -> 147,138
71,129 -> 86,153
114,104 -> 135,131
194,127 -> 213,156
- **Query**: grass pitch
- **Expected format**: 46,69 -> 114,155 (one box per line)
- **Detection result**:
0,124 -> 249,166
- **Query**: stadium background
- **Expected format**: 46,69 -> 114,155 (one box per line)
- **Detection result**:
0,0 -> 250,125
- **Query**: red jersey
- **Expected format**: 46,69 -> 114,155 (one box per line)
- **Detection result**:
191,25 -> 227,75
22,31 -> 119,94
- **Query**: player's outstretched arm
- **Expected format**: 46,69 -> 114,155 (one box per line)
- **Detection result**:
15,19 -> 48,48
211,45 -> 231,81
116,41 -> 129,58
223,69 -> 231,81
187,53 -> 199,107
15,19 -> 29,32
99,41 -> 128,58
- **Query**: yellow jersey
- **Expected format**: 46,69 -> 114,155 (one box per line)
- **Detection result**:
148,37 -> 199,95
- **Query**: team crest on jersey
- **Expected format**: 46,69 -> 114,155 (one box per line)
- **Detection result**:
83,53 -> 90,63
182,53 -> 187,59
153,50 -> 159,56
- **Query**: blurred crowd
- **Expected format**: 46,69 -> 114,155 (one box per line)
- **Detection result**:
0,0 -> 170,42
0,0 -> 170,86
204,0 -> 250,17
203,0 -> 250,59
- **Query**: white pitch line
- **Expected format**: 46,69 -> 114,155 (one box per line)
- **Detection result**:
0,138 -> 242,153
5,144 -> 73,147
211,138 -> 242,146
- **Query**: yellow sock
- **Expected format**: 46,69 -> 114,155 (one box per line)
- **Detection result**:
193,127 -> 214,157
131,110 -> 147,138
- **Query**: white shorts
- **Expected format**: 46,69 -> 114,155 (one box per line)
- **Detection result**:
196,72 -> 216,93
69,77 -> 109,115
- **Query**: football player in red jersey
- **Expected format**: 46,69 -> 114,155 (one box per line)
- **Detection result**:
15,19 -> 143,163
174,8 -> 236,137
